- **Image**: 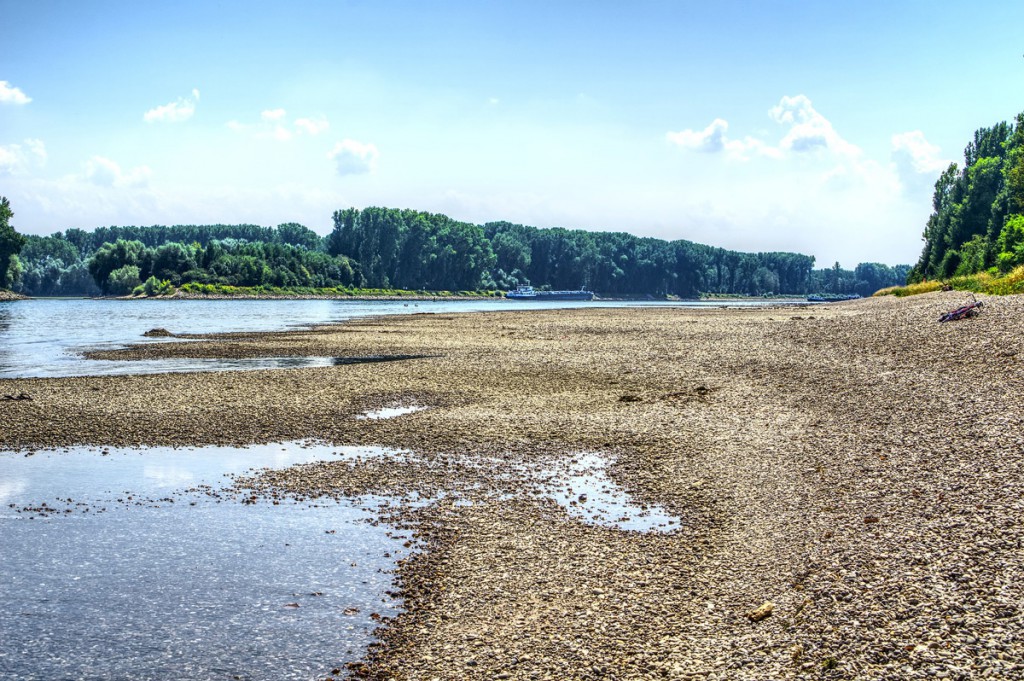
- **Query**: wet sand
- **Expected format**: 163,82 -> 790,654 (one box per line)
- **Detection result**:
3,292 -> 1023,679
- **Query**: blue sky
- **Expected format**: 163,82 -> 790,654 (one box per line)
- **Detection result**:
2,0 -> 1023,267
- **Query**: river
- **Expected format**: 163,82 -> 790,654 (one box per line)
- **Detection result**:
0,297 -> 789,378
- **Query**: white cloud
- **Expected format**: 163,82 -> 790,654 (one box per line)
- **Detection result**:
230,111 -> 330,141
0,138 -> 47,175
667,118 -> 729,153
294,116 -> 330,135
0,80 -> 31,105
670,95 -> 862,162
891,130 -> 949,174
143,88 -> 200,123
328,139 -> 378,176
85,156 -> 152,188
890,130 -> 950,195
769,94 -> 859,157
667,118 -> 780,160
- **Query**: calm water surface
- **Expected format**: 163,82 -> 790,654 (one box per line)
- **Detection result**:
0,297 -> 790,378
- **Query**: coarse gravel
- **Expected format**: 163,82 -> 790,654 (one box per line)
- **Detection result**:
2,291 -> 1023,679
0,289 -> 26,301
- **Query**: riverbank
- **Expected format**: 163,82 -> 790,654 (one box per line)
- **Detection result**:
0,289 -> 26,301
3,292 -> 1023,679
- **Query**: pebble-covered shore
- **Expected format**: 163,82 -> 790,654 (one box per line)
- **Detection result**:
3,292 -> 1023,679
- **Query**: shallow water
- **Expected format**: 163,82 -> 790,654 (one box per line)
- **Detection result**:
356,405 -> 426,420
0,442 -> 413,681
0,297 -> 791,378
533,454 -> 682,533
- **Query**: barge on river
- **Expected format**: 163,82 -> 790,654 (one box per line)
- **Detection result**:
505,285 -> 594,301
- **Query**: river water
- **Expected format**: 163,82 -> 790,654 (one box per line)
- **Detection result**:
0,297 -> 788,378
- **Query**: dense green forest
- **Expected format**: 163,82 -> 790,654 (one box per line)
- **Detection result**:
2,198 -> 907,298
1,197 -> 27,290
909,112 -> 1024,281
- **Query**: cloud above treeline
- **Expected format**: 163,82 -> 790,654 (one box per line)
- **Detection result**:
0,139 -> 46,175
85,156 -> 152,188
328,139 -> 378,176
0,80 -> 32,105
143,89 -> 200,123
667,94 -> 949,191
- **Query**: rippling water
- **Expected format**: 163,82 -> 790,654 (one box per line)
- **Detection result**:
0,442 -> 411,681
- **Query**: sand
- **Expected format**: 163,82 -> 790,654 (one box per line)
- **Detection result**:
3,292 -> 1023,679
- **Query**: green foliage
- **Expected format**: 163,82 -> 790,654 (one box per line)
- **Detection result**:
107,265 -> 142,295
911,111 -> 1024,281
328,207 -> 496,290
996,214 -> 1024,271
15,208 -> 907,298
139,276 -> 174,296
0,197 -> 28,289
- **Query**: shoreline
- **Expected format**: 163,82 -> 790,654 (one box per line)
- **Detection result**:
3,292 -> 1023,678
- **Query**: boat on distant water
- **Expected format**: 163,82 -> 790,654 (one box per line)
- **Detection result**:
505,285 -> 594,301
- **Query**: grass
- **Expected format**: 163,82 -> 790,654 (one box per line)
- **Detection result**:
874,265 -> 1024,298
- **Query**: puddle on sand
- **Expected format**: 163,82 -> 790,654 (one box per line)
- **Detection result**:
356,405 -> 426,420
531,454 -> 682,533
74,353 -> 433,378
0,442 -> 415,681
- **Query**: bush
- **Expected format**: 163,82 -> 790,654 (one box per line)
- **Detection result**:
142,276 -> 174,296
106,265 -> 142,295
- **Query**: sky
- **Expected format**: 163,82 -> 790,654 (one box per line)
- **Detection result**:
2,0 -> 1023,268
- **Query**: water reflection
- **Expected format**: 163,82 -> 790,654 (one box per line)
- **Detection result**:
0,442 -> 410,680
50,353 -> 435,377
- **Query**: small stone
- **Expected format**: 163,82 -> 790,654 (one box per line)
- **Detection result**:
745,601 -> 775,622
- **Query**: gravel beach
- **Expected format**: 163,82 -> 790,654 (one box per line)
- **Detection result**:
3,292 -> 1023,679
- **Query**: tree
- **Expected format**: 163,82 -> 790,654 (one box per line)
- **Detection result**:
106,265 -> 142,295
87,239 -> 148,294
1,197 -> 28,289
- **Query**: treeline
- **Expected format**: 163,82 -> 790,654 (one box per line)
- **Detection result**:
325,209 -> 906,297
910,112 -> 1024,281
12,222 -> 359,296
4,202 -> 908,297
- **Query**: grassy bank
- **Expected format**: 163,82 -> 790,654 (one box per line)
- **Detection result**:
875,264 -> 1024,297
